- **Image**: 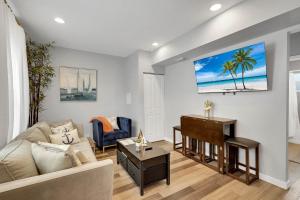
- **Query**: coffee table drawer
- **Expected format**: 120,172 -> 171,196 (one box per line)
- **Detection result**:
128,159 -> 140,186
117,150 -> 128,170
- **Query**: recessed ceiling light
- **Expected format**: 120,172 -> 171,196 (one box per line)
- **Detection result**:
152,42 -> 159,47
54,17 -> 65,24
210,3 -> 222,11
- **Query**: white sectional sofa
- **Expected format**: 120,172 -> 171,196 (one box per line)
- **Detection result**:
0,120 -> 113,200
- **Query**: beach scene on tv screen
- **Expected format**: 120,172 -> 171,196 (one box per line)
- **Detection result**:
194,42 -> 268,93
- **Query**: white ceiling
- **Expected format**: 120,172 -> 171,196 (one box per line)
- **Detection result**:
11,0 -> 245,57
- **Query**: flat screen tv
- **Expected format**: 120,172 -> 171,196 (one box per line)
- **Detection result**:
193,42 -> 268,93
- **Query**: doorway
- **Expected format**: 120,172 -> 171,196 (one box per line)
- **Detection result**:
288,70 -> 300,184
143,73 -> 164,142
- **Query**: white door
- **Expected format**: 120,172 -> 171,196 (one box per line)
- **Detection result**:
144,73 -> 164,142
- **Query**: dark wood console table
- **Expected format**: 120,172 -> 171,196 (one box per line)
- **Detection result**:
181,115 -> 236,173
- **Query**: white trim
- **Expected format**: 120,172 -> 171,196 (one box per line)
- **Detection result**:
163,137 -> 173,144
290,55 -> 300,62
259,173 -> 291,190
288,138 -> 300,144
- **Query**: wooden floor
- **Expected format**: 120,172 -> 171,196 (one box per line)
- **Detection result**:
96,141 -> 288,200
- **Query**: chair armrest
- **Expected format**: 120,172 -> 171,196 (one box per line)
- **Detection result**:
92,119 -> 104,147
117,117 -> 132,137
0,160 -> 113,200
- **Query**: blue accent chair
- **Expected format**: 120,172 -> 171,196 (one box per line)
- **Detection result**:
92,117 -> 132,152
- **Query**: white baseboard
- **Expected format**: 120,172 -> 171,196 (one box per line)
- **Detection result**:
163,137 -> 173,144
162,138 -> 290,190
259,173 -> 291,190
288,138 -> 300,144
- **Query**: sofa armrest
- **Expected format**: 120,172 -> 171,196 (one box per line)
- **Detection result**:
117,117 -> 132,137
0,160 -> 113,200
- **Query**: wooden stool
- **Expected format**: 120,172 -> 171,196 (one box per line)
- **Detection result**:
225,137 -> 259,185
173,125 -> 182,152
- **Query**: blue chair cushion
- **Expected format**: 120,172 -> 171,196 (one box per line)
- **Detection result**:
103,132 -> 116,140
114,130 -> 129,139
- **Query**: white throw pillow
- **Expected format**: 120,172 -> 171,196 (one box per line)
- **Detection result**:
108,117 -> 119,130
51,121 -> 74,135
31,143 -> 74,174
38,142 -> 82,166
74,149 -> 89,164
49,129 -> 81,145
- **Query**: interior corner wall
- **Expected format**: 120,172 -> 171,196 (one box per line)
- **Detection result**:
40,47 -> 128,137
124,50 -> 165,136
164,29 -> 289,183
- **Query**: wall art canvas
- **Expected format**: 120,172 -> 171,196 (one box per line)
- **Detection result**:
60,66 -> 97,101
193,42 -> 268,93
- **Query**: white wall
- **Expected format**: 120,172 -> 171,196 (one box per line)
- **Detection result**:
164,30 -> 289,184
40,47 -> 128,137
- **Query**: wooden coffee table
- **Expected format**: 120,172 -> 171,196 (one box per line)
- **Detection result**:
117,138 -> 170,196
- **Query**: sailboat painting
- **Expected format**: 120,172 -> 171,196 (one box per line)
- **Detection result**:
60,66 -> 97,101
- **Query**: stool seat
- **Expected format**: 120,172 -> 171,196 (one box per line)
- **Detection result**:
226,137 -> 259,148
173,125 -> 181,131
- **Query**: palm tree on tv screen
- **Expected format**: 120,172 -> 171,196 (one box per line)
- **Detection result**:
222,61 -> 237,90
233,48 -> 257,89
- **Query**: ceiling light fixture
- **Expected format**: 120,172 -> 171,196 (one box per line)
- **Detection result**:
54,17 -> 65,24
210,3 -> 222,11
152,42 -> 159,47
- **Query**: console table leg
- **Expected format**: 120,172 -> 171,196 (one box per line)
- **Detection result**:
219,145 -> 224,173
167,154 -> 170,185
173,128 -> 176,150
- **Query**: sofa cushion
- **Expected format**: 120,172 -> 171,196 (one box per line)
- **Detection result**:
31,121 -> 52,142
0,140 -> 39,184
114,130 -> 129,139
49,129 -> 81,145
14,126 -> 49,143
103,132 -> 116,141
31,143 -> 74,174
71,138 -> 97,163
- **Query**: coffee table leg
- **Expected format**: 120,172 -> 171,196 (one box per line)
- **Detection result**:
140,162 -> 144,196
167,154 -> 170,185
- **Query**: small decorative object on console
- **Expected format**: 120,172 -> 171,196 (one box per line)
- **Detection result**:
136,130 -> 147,146
204,100 -> 213,118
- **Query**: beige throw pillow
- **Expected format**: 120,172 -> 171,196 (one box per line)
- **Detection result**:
49,129 -> 81,145
38,142 -> 82,166
50,120 -> 84,138
0,140 -> 39,183
51,121 -> 74,135
74,149 -> 89,164
31,121 -> 52,142
108,117 -> 119,130
31,143 -> 75,174
13,126 -> 49,143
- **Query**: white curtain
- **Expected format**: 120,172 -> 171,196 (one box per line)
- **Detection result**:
289,72 -> 300,138
0,0 -> 29,145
